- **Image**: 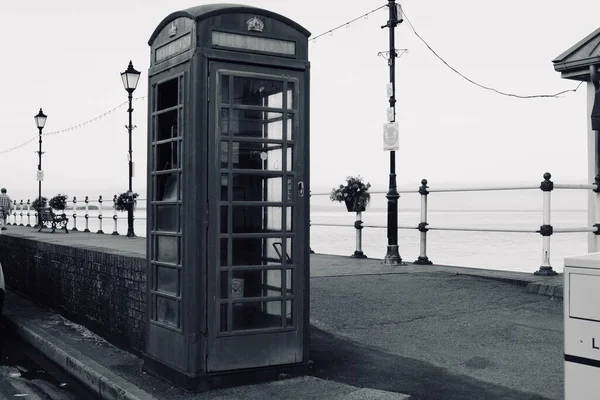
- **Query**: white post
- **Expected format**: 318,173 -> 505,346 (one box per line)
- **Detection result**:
351,211 -> 366,258
12,201 -> 17,225
415,179 -> 432,265
536,172 -> 557,276
19,200 -> 24,226
97,195 -> 104,234
71,197 -> 78,232
84,196 -> 90,232
26,200 -> 31,227
112,194 -> 119,235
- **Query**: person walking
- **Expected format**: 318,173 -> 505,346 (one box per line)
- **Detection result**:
0,188 -> 13,230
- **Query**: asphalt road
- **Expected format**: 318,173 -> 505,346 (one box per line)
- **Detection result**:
0,328 -> 98,400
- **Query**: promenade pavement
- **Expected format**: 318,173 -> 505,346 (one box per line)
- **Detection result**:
1,226 -> 565,399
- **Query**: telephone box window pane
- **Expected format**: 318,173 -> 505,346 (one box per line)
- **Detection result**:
285,207 -> 292,232
157,78 -> 178,111
221,174 -> 229,201
220,304 -> 228,332
220,109 -> 229,136
286,300 -> 293,327
220,238 -> 228,266
234,141 -> 282,171
233,77 -> 283,108
286,82 -> 295,109
157,141 -> 178,171
157,110 -> 178,141
157,173 -> 178,201
285,146 -> 292,171
220,205 -> 229,234
230,110 -> 282,140
157,236 -> 178,264
220,270 -> 229,299
157,266 -> 178,295
156,205 -> 178,232
220,141 -> 229,168
286,269 -> 293,294
221,75 -> 230,104
232,301 -> 282,331
230,269 -> 282,298
232,238 -> 284,266
286,116 -> 293,140
231,175 -> 282,202
232,206 -> 282,233
286,238 -> 293,264
156,296 -> 178,327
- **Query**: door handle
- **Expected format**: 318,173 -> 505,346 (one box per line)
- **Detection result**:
298,181 -> 305,197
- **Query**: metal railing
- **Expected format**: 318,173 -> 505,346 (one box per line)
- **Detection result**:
311,172 -> 598,275
7,195 -> 147,235
6,172 -> 596,275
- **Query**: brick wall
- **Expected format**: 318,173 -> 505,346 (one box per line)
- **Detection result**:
0,235 -> 146,354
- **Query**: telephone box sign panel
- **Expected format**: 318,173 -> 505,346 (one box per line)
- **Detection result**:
212,31 -> 295,56
156,33 -> 192,63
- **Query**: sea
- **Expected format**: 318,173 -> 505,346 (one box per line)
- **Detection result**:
12,185 -> 593,274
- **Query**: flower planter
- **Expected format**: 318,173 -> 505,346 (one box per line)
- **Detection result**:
344,199 -> 365,212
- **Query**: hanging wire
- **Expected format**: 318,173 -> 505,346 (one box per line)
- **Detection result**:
0,96 -> 148,154
311,4 -> 388,43
401,9 -> 583,99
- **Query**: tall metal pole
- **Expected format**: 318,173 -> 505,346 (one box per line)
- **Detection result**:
383,0 -> 402,264
37,127 -> 43,228
126,91 -> 136,237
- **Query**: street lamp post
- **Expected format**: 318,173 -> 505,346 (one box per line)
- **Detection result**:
120,60 -> 141,238
382,0 -> 403,264
34,108 -> 47,228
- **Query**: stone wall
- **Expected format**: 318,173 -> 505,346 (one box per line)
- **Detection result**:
0,234 -> 146,354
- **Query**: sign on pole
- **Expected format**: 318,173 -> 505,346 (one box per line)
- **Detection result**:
387,107 -> 395,122
386,83 -> 393,98
383,122 -> 399,151
36,170 -> 44,181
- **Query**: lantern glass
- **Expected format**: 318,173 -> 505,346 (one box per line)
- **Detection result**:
34,108 -> 47,129
121,61 -> 141,92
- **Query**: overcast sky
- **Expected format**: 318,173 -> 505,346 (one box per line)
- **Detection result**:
0,0 -> 598,201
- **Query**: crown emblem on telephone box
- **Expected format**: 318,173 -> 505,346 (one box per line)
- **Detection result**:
246,17 -> 264,32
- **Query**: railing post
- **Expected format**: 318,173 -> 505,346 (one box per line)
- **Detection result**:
84,196 -> 90,233
415,179 -> 433,265
351,211 -> 367,258
71,197 -> 78,232
19,200 -> 24,226
12,200 -> 17,225
594,175 -> 600,247
535,172 -> 557,276
26,200 -> 31,227
112,194 -> 119,235
97,195 -> 104,234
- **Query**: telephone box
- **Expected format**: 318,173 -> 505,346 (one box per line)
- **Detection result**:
143,4 -> 311,390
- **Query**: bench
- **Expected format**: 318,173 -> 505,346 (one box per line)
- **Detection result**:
37,207 -> 69,233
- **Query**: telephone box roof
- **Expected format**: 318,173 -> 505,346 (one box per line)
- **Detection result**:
553,27 -> 600,81
148,3 -> 311,45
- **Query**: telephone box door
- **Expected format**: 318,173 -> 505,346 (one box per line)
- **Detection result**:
207,62 -> 307,372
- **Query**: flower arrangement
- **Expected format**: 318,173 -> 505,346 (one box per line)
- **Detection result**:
114,192 -> 139,212
330,176 -> 372,212
31,197 -> 48,210
49,194 -> 68,211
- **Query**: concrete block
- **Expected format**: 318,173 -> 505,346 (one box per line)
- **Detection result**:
538,284 -> 548,295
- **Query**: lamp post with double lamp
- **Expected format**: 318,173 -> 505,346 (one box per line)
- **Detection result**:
34,108 -> 47,228
120,61 -> 141,238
